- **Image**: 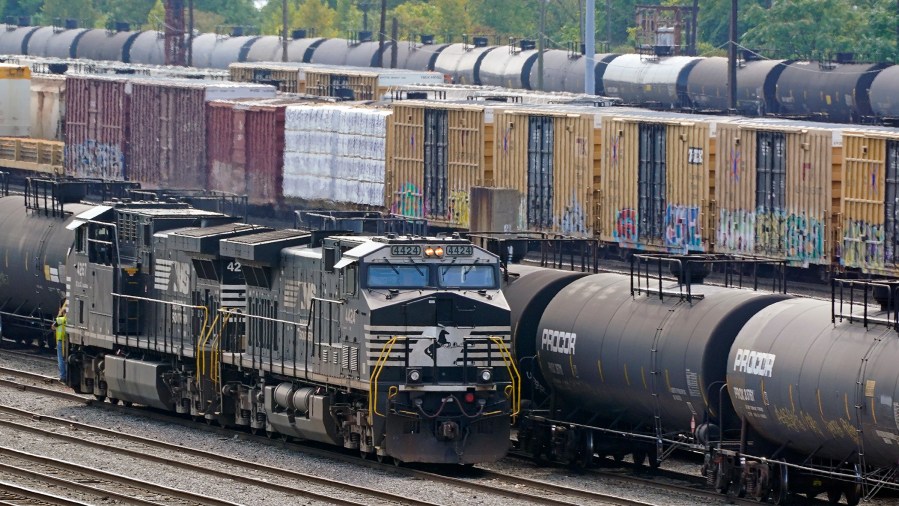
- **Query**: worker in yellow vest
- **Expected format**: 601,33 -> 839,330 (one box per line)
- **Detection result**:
51,303 -> 67,382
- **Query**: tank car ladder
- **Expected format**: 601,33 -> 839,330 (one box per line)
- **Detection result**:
649,299 -> 686,465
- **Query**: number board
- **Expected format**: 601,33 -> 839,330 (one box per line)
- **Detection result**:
444,244 -> 473,256
390,245 -> 422,256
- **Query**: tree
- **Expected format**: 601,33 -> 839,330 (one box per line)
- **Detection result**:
260,0 -> 337,37
741,0 -> 857,59
95,0 -> 156,28
335,0 -> 361,34
392,0 -> 440,37
40,0 -> 97,26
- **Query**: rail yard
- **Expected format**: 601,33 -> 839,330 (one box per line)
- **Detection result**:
0,14 -> 898,506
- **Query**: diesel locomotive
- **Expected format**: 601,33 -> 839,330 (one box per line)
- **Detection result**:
58,198 -> 515,464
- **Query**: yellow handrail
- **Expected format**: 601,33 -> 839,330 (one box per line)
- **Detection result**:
489,336 -> 522,418
196,312 -> 221,381
368,335 -> 405,424
211,310 -> 235,385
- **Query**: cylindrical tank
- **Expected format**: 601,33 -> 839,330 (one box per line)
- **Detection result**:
0,196 -> 93,327
391,42 -> 450,71
189,32 -> 219,68
728,297 -> 899,468
433,43 -> 497,85
868,65 -> 899,120
0,26 -> 39,55
127,31 -> 165,65
531,51 -> 617,94
684,57 -> 789,116
244,35 -> 282,62
74,29 -> 140,62
309,38 -> 353,66
27,27 -> 88,58
602,54 -> 702,108
209,35 -> 259,69
504,268 -> 588,390
345,40 -> 393,67
478,48 -> 539,89
537,273 -> 790,432
774,61 -> 888,123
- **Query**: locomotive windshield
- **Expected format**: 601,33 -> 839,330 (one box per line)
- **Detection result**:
438,265 -> 496,288
367,264 -> 429,288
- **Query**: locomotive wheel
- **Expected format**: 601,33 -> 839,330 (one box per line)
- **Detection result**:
93,394 -> 106,402
249,427 -> 258,436
392,458 -> 402,467
265,430 -> 275,439
123,401 -> 132,408
359,451 -> 368,460
108,397 -> 120,405
376,453 -> 385,464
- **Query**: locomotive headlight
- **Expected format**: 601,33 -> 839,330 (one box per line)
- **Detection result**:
424,246 -> 435,257
406,368 -> 423,384
477,368 -> 493,384
434,246 -> 444,257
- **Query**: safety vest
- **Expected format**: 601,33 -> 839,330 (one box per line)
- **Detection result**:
55,315 -> 66,342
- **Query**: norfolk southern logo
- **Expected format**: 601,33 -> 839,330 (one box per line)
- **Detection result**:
733,348 -> 776,377
541,329 -> 577,355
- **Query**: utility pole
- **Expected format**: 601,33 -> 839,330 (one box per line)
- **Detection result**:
282,0 -> 288,62
163,0 -> 186,66
376,0 -> 386,67
391,17 -> 398,68
605,0 -> 611,51
585,0 -> 595,95
728,0 -> 738,112
537,0 -> 546,91
188,0 -> 194,66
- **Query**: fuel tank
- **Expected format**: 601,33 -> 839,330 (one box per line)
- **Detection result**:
0,196 -> 93,327
727,297 -> 899,468
537,273 -> 790,432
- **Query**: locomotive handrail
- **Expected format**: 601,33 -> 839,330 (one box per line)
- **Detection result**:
197,311 -> 220,382
488,336 -> 521,418
111,294 -> 209,356
369,335 -> 404,423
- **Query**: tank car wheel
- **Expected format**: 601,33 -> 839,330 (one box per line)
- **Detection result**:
631,449 -> 647,469
647,450 -> 660,470
108,397 -> 120,405
392,458 -> 402,467
826,487 -> 841,504
265,430 -> 275,439
844,484 -> 861,506
771,463 -> 790,505
376,453 -> 386,464
93,395 -> 106,402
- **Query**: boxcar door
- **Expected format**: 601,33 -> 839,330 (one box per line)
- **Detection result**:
638,123 -> 666,243
884,140 -> 899,266
754,131 -> 787,256
527,116 -> 554,229
424,108 -> 449,220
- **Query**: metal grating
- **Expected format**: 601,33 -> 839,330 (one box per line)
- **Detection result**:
886,140 -> 899,265
527,115 -> 554,228
424,108 -> 448,217
638,123 -> 666,241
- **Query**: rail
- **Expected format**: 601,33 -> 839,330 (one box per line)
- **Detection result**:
0,137 -> 64,176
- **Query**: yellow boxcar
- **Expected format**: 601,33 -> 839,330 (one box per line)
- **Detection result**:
229,63 -> 302,93
492,106 -> 597,237
386,101 -> 489,229
840,129 -> 899,275
600,114 -> 716,252
715,122 -> 834,266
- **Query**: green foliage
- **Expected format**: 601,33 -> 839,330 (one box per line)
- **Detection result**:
0,0 -> 896,63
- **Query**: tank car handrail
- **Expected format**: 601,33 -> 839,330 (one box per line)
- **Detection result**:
831,278 -> 899,332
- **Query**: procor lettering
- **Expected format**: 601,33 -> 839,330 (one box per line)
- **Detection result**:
733,348 -> 776,377
541,328 -> 577,355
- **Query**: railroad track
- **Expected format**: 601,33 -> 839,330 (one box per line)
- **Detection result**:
0,365 -> 729,506
0,445 -> 240,506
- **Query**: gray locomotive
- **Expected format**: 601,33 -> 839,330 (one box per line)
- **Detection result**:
63,199 -> 515,464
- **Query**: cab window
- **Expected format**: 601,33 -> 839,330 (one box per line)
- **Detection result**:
437,265 -> 496,289
366,265 -> 429,288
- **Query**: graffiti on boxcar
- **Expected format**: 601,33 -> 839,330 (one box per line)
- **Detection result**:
757,211 -> 826,263
392,182 -> 424,218
447,190 -> 470,226
66,140 -> 125,180
718,208 -> 755,253
613,208 -> 638,243
842,220 -> 885,269
560,196 -> 587,236
664,205 -> 702,252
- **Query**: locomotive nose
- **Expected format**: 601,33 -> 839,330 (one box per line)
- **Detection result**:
437,421 -> 460,441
